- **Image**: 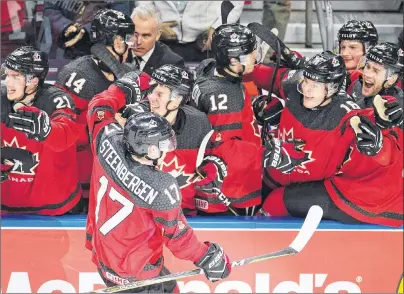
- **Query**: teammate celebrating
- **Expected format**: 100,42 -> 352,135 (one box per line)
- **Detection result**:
336,20 -> 378,71
55,8 -> 138,194
1,46 -> 82,215
86,106 -> 231,292
247,51 -> 402,227
348,42 -> 403,113
193,23 -> 261,145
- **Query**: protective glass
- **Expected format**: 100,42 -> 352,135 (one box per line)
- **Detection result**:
158,130 -> 177,152
298,77 -> 325,96
255,36 -> 270,63
124,33 -> 139,48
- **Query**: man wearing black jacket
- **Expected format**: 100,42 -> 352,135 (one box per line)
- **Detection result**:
130,5 -> 185,76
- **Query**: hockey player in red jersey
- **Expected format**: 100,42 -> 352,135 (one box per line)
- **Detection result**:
55,9 -> 138,195
192,24 -> 261,146
1,46 -> 82,215
86,108 -> 231,292
347,43 -> 403,122
336,20 -> 378,71
248,50 -> 403,227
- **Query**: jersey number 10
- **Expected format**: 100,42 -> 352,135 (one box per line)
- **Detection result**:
95,176 -> 134,235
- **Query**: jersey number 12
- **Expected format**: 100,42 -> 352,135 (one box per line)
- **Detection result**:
95,176 -> 134,235
210,94 -> 228,111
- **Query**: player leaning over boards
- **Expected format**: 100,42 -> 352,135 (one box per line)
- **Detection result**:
192,23 -> 261,146
56,9 -> 138,197
247,49 -> 403,227
85,73 -> 231,293
1,46 -> 82,215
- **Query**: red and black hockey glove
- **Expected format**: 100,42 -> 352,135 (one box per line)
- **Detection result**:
373,95 -> 403,129
194,155 -> 227,195
252,95 -> 283,128
114,71 -> 151,104
8,106 -> 51,141
263,136 -> 306,173
352,116 -> 383,156
194,242 -> 231,282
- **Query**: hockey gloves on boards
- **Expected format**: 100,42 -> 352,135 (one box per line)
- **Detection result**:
373,95 -> 403,129
252,95 -> 283,128
114,71 -> 151,104
194,242 -> 231,282
8,106 -> 51,141
263,135 -> 306,174
350,116 -> 383,156
194,156 -> 227,195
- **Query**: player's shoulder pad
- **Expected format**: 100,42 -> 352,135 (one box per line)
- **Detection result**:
56,56 -> 107,100
35,84 -> 76,116
150,171 -> 182,211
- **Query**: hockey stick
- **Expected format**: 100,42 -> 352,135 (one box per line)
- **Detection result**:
91,43 -> 136,79
90,205 -> 323,293
194,130 -> 239,216
221,1 -> 235,25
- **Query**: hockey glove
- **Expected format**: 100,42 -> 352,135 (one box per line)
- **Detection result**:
252,95 -> 284,127
263,137 -> 306,173
373,95 -> 403,129
8,106 -> 51,141
1,163 -> 12,182
194,242 -> 231,282
114,71 -> 151,104
194,156 -> 227,195
351,116 -> 383,156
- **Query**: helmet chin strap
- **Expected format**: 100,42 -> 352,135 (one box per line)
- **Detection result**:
111,42 -> 128,63
15,78 -> 38,106
216,66 -> 242,83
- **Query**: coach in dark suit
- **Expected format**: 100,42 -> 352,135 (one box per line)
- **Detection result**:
131,5 -> 185,76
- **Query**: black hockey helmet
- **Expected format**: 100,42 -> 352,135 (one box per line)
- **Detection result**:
211,24 -> 257,67
337,20 -> 378,51
123,112 -> 176,157
303,51 -> 346,86
90,9 -> 135,46
365,42 -> 404,73
4,46 -> 49,81
151,64 -> 195,102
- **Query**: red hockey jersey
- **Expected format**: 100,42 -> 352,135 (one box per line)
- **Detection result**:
86,99 -> 208,282
193,74 -> 261,145
1,84 -> 81,215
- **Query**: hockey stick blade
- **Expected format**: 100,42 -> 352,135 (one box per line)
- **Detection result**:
196,130 -> 214,167
90,206 -> 323,293
248,22 -> 280,52
221,1 -> 235,25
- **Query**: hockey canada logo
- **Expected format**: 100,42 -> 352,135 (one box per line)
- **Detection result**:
279,128 -> 315,174
158,155 -> 194,189
230,33 -> 240,43
148,119 -> 157,128
2,137 -> 40,177
33,52 -> 41,62
181,71 -> 189,79
332,58 -> 340,67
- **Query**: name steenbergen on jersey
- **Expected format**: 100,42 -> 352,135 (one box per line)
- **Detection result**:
98,138 -> 158,204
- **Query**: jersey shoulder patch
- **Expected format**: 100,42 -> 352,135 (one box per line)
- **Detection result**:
35,84 -> 76,115
56,56 -> 111,100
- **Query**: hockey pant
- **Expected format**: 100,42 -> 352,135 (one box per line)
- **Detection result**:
260,180 -> 363,224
